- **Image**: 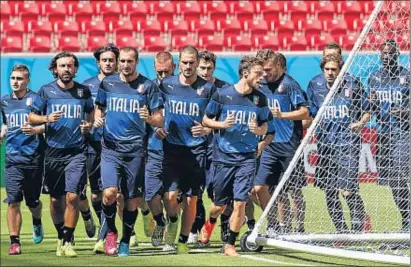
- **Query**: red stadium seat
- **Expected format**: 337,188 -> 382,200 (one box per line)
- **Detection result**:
313,1 -> 336,21
16,2 -> 40,23
246,19 -> 270,38
192,19 -> 216,36
228,35 -> 253,51
218,18 -> 242,38
339,32 -> 360,50
200,35 -> 224,51
167,20 -> 190,37
55,21 -> 80,38
1,36 -> 23,52
178,1 -> 202,21
339,1 -> 363,24
171,35 -> 198,50
258,35 -> 280,50
300,18 -> 323,34
43,2 -> 68,23
113,20 -> 136,39
277,20 -> 296,40
398,33 -> 410,50
71,2 -> 95,22
138,20 -> 162,37
309,33 -> 335,50
287,35 -> 309,51
260,1 -> 281,22
30,21 -> 53,38
99,1 -> 122,21
152,1 -> 176,21
83,21 -> 107,37
286,1 -> 310,22
232,1 -> 255,21
143,36 -> 169,52
57,36 -> 81,52
116,36 -> 140,49
86,36 -> 109,52
205,1 -> 228,21
123,2 -> 148,22
2,21 -> 25,37
325,19 -> 348,35
29,36 -> 52,52
1,2 -> 12,21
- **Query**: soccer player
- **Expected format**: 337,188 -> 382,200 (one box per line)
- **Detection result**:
253,49 -> 309,234
146,51 -> 175,247
94,47 -> 163,257
188,50 -> 231,244
1,65 -> 45,255
29,52 -> 95,257
368,40 -> 410,232
310,54 -> 371,232
80,43 -> 119,253
156,45 -> 215,253
202,55 -> 271,256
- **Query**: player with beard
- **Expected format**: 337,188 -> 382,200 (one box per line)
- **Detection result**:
29,52 -> 94,257
368,40 -> 410,232
202,55 -> 272,256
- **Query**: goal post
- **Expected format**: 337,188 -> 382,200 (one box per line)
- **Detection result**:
248,1 -> 410,265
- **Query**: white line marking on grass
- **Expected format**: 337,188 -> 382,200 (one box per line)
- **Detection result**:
241,254 -> 314,266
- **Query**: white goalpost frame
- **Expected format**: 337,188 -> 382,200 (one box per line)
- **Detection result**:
248,1 -> 410,265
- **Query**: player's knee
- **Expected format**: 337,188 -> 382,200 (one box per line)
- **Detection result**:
50,196 -> 64,209
66,193 -> 79,208
233,201 -> 247,211
26,199 -> 41,209
212,204 -> 226,215
185,195 -> 197,208
103,187 -> 117,204
254,185 -> 268,195
8,202 -> 21,210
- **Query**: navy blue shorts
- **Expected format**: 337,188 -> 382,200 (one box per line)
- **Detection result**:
213,162 -> 255,206
43,153 -> 87,198
163,143 -> 206,197
254,150 -> 293,187
101,151 -> 145,199
144,149 -> 163,201
314,145 -> 360,191
5,166 -> 42,206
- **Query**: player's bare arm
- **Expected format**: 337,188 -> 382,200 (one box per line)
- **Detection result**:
144,108 -> 163,128
248,120 -> 268,136
93,105 -> 105,128
28,110 -> 64,124
202,113 -> 235,130
21,123 -> 45,136
349,112 -> 370,133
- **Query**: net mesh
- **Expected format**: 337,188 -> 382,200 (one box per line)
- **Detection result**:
255,0 -> 410,261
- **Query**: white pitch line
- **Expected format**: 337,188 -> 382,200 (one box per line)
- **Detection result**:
241,254 -> 314,266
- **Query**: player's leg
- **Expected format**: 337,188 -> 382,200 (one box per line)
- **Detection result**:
188,193 -> 205,244
139,199 -> 154,239
100,151 -> 120,256
22,168 -> 44,244
5,166 -> 25,255
117,156 -> 145,257
43,158 -> 66,255
290,158 -> 307,233
61,153 -> 88,257
245,199 -> 255,231
390,136 -> 410,231
200,163 -> 232,246
224,163 -> 255,256
145,149 -> 166,246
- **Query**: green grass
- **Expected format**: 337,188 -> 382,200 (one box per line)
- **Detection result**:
0,185 -> 407,266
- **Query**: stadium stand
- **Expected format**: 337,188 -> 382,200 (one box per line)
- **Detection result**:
0,0 -> 405,53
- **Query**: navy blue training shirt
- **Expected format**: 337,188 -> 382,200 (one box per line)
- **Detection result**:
205,85 -> 271,165
159,75 -> 216,147
31,81 -> 94,158
259,74 -> 307,156
1,90 -> 44,167
95,73 -> 162,157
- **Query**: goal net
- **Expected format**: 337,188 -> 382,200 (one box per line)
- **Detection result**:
249,1 -> 410,265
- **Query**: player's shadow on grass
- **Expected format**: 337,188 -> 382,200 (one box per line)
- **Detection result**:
259,249 -> 350,266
